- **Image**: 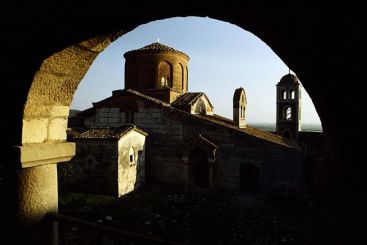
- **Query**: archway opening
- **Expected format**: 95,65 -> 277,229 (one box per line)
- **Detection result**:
70,17 -> 321,130
17,15 -> 329,245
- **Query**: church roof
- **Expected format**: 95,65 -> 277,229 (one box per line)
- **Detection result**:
171,92 -> 214,109
278,74 -> 300,85
124,42 -> 189,59
76,89 -> 298,148
172,92 -> 203,106
128,90 -> 297,148
70,125 -> 147,140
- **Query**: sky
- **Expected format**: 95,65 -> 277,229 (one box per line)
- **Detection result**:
71,17 -> 321,125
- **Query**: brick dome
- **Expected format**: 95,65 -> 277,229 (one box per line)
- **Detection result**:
279,74 -> 300,84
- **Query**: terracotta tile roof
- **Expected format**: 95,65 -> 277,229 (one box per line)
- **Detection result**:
198,114 -> 297,148
124,42 -> 189,59
66,128 -> 83,137
240,126 -> 297,148
70,125 -> 147,140
171,92 -> 203,106
204,114 -> 289,146
205,114 -> 234,124
125,89 -> 171,107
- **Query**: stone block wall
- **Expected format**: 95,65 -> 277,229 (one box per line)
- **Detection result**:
58,140 -> 118,196
80,101 -> 302,194
85,107 -> 126,127
133,105 -> 302,193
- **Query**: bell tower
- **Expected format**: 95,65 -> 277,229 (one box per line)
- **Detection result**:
276,73 -> 301,139
233,87 -> 247,128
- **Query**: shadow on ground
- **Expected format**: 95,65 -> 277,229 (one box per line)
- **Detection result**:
59,185 -> 323,244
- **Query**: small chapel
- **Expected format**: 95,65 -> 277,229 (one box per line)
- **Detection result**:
64,42 -> 303,196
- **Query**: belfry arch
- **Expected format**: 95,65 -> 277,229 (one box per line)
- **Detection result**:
4,4 -> 365,245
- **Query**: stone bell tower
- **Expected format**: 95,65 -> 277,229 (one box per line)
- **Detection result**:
233,87 -> 247,128
276,73 -> 301,139
123,42 -> 189,103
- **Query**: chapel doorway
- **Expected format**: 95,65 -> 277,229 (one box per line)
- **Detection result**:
189,148 -> 210,187
240,163 -> 260,193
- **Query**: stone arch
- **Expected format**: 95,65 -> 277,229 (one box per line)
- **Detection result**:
172,63 -> 183,89
22,36 -> 113,146
7,6 -> 361,244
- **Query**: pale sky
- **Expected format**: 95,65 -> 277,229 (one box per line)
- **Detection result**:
71,17 -> 321,125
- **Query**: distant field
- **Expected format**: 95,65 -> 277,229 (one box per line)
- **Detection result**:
248,123 -> 322,132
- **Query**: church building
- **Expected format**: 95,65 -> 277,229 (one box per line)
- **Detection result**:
65,42 -> 303,195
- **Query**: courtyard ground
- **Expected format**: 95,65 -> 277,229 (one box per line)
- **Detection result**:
59,185 -> 329,245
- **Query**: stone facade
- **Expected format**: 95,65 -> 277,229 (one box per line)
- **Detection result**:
59,126 -> 147,197
70,89 -> 302,194
68,42 -> 303,195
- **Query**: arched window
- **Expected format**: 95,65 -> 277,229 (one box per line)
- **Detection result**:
283,106 -> 292,120
281,89 -> 287,100
186,66 -> 188,90
129,147 -> 135,165
195,98 -> 207,115
286,107 -> 292,120
161,77 -> 166,87
240,106 -> 243,118
290,89 -> 295,99
180,63 -> 185,90
158,61 -> 172,87
242,107 -> 246,119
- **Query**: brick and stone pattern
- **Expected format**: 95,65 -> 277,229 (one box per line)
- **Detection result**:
59,140 -> 118,195
85,108 -> 125,128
